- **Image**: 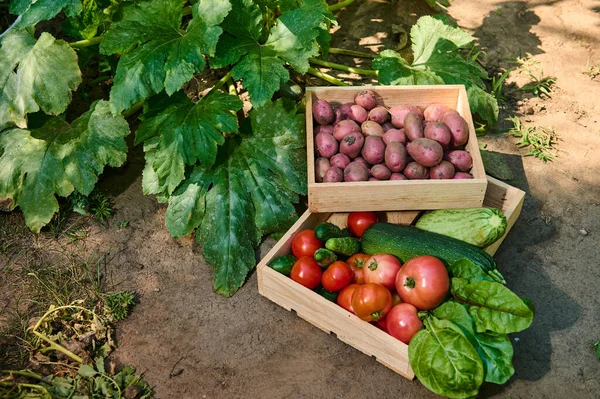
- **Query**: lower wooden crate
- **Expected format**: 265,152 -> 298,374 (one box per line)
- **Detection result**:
256,176 -> 525,380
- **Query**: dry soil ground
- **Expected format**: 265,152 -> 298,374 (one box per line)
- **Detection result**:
2,0 -> 600,398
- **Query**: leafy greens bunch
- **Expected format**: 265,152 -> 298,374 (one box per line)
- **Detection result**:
409,259 -> 535,398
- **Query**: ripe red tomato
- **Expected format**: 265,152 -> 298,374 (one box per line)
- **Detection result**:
321,261 -> 354,292
363,254 -> 402,291
375,317 -> 388,332
351,283 -> 392,322
347,212 -> 378,237
386,303 -> 423,344
291,230 -> 322,258
391,291 -> 402,307
395,255 -> 450,310
337,283 -> 359,314
347,253 -> 370,284
290,256 -> 322,289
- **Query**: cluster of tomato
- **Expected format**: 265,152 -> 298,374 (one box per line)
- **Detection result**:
288,212 -> 450,345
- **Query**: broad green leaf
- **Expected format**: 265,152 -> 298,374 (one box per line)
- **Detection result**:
101,0 -> 231,113
373,16 -> 499,128
137,90 -> 242,195
164,99 -> 306,295
409,316 -> 484,398
0,101 -> 129,232
434,302 -> 515,384
0,30 -> 82,129
453,280 -> 534,334
449,259 -> 497,283
8,0 -> 82,31
212,0 -> 334,106
78,364 -> 98,378
63,0 -> 113,40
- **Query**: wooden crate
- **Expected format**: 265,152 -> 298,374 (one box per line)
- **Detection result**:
306,85 -> 487,212
257,176 -> 525,380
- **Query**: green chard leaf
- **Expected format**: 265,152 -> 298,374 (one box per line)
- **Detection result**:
212,0 -> 334,106
137,90 -> 243,196
0,30 -> 82,130
7,0 -> 82,31
453,280 -> 534,334
164,99 -> 306,296
100,0 -> 232,113
449,259 -> 497,283
372,16 -> 498,128
0,101 -> 129,232
63,0 -> 114,40
409,316 -> 484,398
434,301 -> 515,384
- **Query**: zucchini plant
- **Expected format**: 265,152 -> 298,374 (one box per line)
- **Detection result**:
0,0 -> 499,297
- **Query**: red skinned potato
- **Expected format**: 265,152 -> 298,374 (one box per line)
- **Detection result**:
429,161 -> 455,179
369,177 -> 380,181
368,106 -> 389,124
323,166 -> 343,182
339,132 -> 365,159
361,136 -> 385,165
390,173 -> 407,180
313,99 -> 334,125
424,122 -> 451,148
390,105 -> 423,128
333,119 -> 361,141
382,122 -> 394,132
338,102 -> 354,120
442,112 -> 470,147
454,172 -> 474,179
315,157 -> 331,182
354,90 -> 378,110
353,157 -> 369,170
440,108 -> 459,120
314,124 -> 334,135
334,108 -> 342,124
349,105 -> 368,124
344,162 -> 369,182
444,150 -> 473,172
404,112 -> 424,141
383,128 -> 407,145
423,103 -> 449,122
403,162 -> 429,179
330,153 -> 351,169
407,138 -> 444,167
370,164 -> 392,180
361,121 -> 385,137
315,132 -> 339,158
385,141 -> 408,173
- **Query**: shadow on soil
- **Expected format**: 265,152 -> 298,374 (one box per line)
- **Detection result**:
477,154 -> 582,395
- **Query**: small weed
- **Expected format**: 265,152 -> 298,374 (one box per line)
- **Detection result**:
491,68 -> 514,103
88,191 -> 113,221
583,61 -> 600,79
115,219 -> 129,229
512,56 -> 557,98
508,116 -> 559,163
590,339 -> 600,361
103,291 -> 136,321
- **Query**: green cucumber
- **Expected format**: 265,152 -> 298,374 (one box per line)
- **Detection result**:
314,248 -> 337,268
315,286 -> 338,302
361,223 -> 505,284
415,208 -> 507,248
325,237 -> 360,257
314,222 -> 344,242
268,255 -> 297,276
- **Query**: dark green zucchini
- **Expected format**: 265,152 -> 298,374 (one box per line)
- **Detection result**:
314,222 -> 344,242
361,223 -> 505,284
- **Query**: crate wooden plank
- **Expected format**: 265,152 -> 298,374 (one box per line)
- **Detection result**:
257,176 -> 524,381
306,85 -> 488,212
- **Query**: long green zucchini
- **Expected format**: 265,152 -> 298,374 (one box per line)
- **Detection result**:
415,208 -> 507,248
361,223 -> 505,284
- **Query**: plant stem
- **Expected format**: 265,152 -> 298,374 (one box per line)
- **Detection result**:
328,48 -> 377,59
307,68 -> 348,86
70,36 -> 103,49
227,77 -> 237,96
122,99 -> 145,119
309,58 -> 378,76
0,381 -> 50,394
328,0 -> 356,12
209,71 -> 234,94
32,330 -> 83,363
1,370 -> 44,380
183,5 -> 192,16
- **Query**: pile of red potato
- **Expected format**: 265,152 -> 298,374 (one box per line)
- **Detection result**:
312,90 -> 475,182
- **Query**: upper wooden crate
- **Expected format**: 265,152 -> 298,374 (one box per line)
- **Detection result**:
306,85 -> 487,212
